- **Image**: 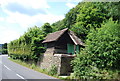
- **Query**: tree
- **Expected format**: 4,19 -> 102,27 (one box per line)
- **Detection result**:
42,23 -> 52,36
2,43 -> 8,54
105,2 -> 120,22
71,2 -> 107,40
72,19 -> 120,79
52,20 -> 66,32
52,2 -> 120,41
8,26 -> 45,62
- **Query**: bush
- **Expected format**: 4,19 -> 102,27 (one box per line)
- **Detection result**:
72,19 -> 120,79
31,63 -> 36,69
2,49 -> 8,54
1,43 -> 8,54
48,65 -> 57,76
8,26 -> 45,62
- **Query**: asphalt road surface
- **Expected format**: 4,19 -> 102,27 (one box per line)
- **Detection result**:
0,55 -> 62,81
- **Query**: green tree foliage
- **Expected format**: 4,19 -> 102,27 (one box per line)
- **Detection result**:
52,20 -> 66,32
71,2 -> 107,40
64,6 -> 79,28
8,26 -> 45,62
7,1 -> 120,79
52,3 -> 81,31
2,43 -> 8,54
105,2 -> 120,21
52,2 -> 120,41
72,19 -> 120,79
42,23 -> 52,36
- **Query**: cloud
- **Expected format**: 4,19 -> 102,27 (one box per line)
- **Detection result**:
0,0 -> 65,28
66,3 -> 76,8
0,12 -> 64,44
0,27 -> 21,44
0,0 -> 50,9
6,2 -> 47,16
0,17 -> 4,21
46,0 -> 81,2
0,0 -> 65,43
1,0 -> 64,27
3,9 -> 64,29
0,0 -> 50,16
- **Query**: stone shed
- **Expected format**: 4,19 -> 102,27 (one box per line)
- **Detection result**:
40,28 -> 84,75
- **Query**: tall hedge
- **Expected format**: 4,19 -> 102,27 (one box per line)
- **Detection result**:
8,26 -> 45,62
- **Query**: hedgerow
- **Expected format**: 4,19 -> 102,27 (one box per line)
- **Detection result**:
8,25 -> 52,62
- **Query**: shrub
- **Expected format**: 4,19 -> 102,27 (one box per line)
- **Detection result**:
1,49 -> 8,54
31,63 -> 36,69
72,19 -> 120,79
8,26 -> 45,62
48,65 -> 57,76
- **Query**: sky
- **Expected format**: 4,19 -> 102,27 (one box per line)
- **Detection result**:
0,0 -> 81,44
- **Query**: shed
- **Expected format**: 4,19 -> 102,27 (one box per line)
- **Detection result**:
42,28 -> 84,54
40,28 -> 84,75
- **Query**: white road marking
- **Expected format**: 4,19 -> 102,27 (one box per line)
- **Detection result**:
4,65 -> 11,71
16,74 -> 25,79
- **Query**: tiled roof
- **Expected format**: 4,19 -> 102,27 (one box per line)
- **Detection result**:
42,28 -> 84,46
42,28 -> 68,43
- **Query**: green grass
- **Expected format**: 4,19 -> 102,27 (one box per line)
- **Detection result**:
8,58 -> 60,79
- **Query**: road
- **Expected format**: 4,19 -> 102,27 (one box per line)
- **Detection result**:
0,55 -> 61,81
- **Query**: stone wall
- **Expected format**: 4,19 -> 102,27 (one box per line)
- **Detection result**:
21,46 -> 74,75
39,47 -> 55,69
40,49 -> 75,75
54,54 -> 74,75
60,57 -> 74,75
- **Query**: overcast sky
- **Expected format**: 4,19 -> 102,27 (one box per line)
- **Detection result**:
0,0 -> 81,44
